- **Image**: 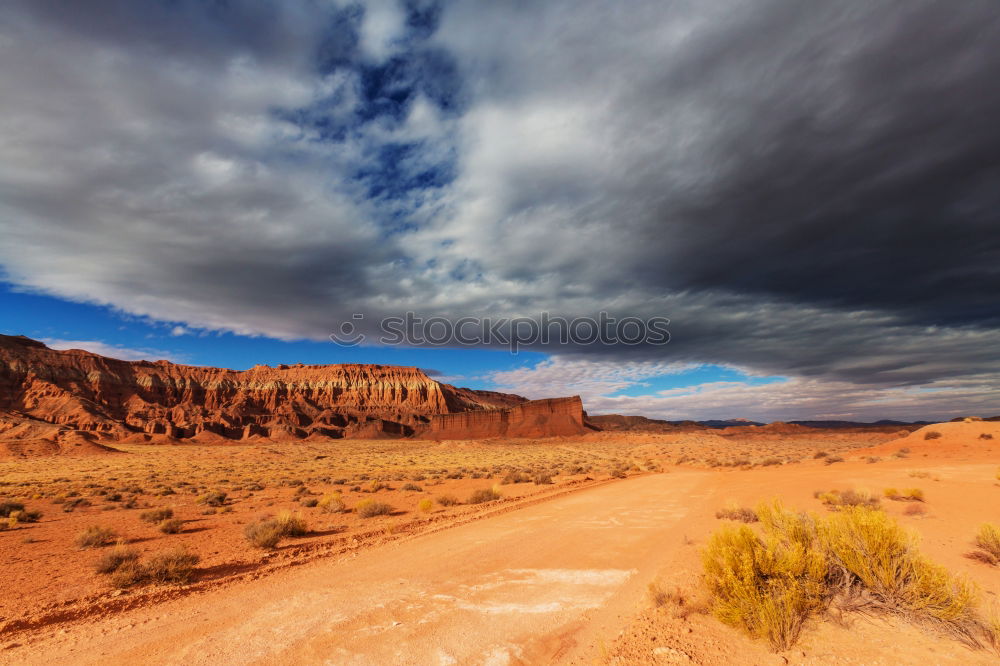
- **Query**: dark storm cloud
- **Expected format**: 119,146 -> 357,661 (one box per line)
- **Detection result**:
631,2 -> 1000,327
1,0 -> 999,417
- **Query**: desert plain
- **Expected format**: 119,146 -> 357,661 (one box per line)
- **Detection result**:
2,416 -> 999,664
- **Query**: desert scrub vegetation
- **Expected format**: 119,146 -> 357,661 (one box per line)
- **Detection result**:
244,511 -> 310,549
355,499 -> 393,518
436,494 -> 459,507
93,542 -> 140,574
102,547 -> 200,588
924,430 -> 942,440
501,470 -> 530,484
0,500 -> 41,522
702,503 -> 827,649
76,525 -> 118,549
885,488 -> 925,502
815,489 -> 880,510
715,505 -> 759,523
273,510 -> 309,537
244,520 -> 283,549
702,501 -> 996,651
139,507 -> 173,523
158,518 -> 185,534
972,524 -> 1000,564
197,490 -> 227,507
317,493 -> 345,513
648,581 -> 708,620
467,487 -> 502,504
0,499 -> 41,529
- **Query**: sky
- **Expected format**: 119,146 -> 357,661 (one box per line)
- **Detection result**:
2,0 -> 999,422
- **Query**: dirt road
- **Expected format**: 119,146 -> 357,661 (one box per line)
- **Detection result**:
3,472 -> 713,665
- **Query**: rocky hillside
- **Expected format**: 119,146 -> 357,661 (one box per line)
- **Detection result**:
421,397 -> 590,439
0,334 -> 541,447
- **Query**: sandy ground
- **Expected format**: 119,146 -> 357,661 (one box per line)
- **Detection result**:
1,422 -> 998,664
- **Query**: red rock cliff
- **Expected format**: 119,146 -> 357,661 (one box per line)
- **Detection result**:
418,396 -> 588,439
0,335 -> 530,445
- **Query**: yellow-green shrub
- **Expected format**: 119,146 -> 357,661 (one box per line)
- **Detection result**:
355,499 -> 393,518
273,511 -> 308,537
703,502 -> 993,651
819,506 -> 975,624
317,493 -> 345,513
975,523 -> 1000,560
702,503 -> 826,650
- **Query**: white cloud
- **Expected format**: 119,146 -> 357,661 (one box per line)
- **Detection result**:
42,339 -> 183,363
492,356 -> 1000,422
357,0 -> 407,61
489,357 -> 697,402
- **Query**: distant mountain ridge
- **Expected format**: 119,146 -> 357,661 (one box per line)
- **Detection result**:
589,414 -> 934,432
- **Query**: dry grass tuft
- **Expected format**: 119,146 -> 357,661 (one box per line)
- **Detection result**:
76,526 -> 118,549
317,493 -> 345,513
975,524 -> 1000,560
108,547 -> 200,588
244,520 -> 284,549
715,505 -> 759,523
816,489 -> 880,510
141,548 -> 200,584
243,511 -> 309,549
93,542 -> 140,574
965,550 -> 997,567
924,431 -> 942,440
649,582 -> 708,620
417,498 -> 433,513
355,499 -> 394,518
501,470 -> 530,484
467,487 -> 502,504
158,518 -> 184,534
139,508 -> 174,524
197,490 -> 227,507
273,511 -> 309,537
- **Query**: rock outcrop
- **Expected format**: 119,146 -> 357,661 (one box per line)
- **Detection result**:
418,396 -> 588,439
0,334 -> 549,449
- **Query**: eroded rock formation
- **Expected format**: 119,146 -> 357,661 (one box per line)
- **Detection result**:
418,396 -> 589,439
0,334 -> 550,449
